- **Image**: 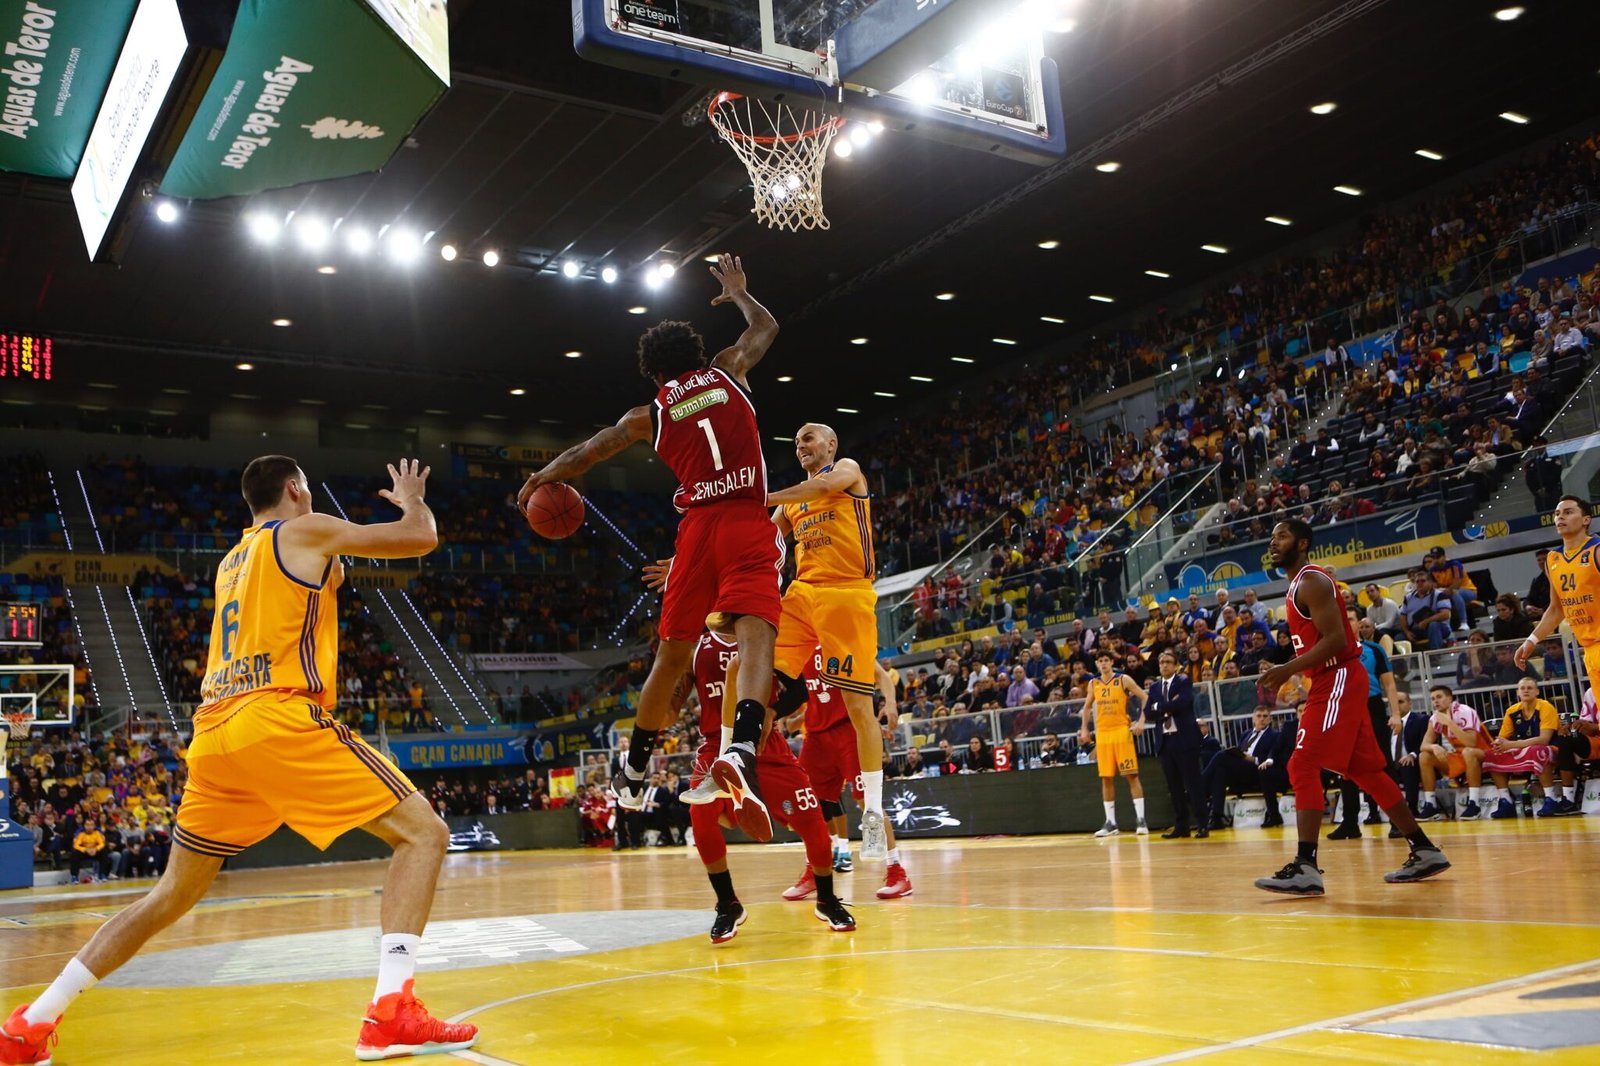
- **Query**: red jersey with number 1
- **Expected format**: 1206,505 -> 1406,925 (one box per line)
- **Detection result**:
653,365 -> 767,514
1285,563 -> 1360,681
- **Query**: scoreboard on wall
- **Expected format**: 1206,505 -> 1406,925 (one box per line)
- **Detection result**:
2,603 -> 42,646
0,335 -> 53,381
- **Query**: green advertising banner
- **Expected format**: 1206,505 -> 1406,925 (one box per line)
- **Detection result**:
159,0 -> 448,200
0,0 -> 138,178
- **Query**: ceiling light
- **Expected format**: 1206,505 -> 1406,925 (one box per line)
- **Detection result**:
1037,239 -> 1060,249
386,228 -> 421,262
565,350 -> 582,359
849,124 -> 870,148
1050,16 -> 1076,33
245,212 -> 281,243
1094,161 -> 1121,173
440,243 -> 457,261
834,139 -> 853,159
851,337 -> 869,345
836,407 -> 859,414
294,216 -> 329,251
484,414 -> 508,421
361,404 -> 389,411
992,338 -> 1017,346
1493,6 -> 1524,20
161,387 -> 189,395
1040,315 -> 1066,323
1333,184 -> 1363,196
874,391 -> 897,397
951,356 -> 975,363
601,265 -> 618,284
903,73 -> 937,104
423,409 -> 449,415
89,382 -> 117,389
562,260 -> 580,278
909,375 -> 934,382
1143,270 -> 1170,279
154,201 -> 179,224
1264,216 -> 1292,226
935,292 -> 955,301
482,249 -> 500,267
867,119 -> 885,134
345,226 -> 373,254
657,262 -> 676,279
509,388 -> 526,396
1309,101 -> 1337,115
271,317 -> 291,327
1089,294 -> 1114,303
628,305 -> 647,314
316,264 -> 337,275
773,435 -> 791,442
227,394 -> 256,400
235,362 -> 253,371
776,375 -> 794,382
1499,110 -> 1529,125
1201,243 -> 1229,254
299,398 -> 326,406
1414,148 -> 1444,161
704,255 -> 720,263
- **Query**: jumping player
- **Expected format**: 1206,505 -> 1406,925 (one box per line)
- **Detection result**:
517,255 -> 783,843
781,649 -> 913,901
1078,650 -> 1149,837
1,457 -> 477,1063
765,424 -> 895,859
1516,496 -> 1600,700
684,630 -> 855,942
1255,519 -> 1450,895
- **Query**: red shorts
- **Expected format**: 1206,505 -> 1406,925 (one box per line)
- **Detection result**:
690,740 -> 825,831
1293,662 -> 1386,777
800,724 -> 862,804
659,500 -> 784,641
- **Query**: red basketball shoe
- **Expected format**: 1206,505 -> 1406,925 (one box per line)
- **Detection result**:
0,1005 -> 57,1065
782,867 -> 817,901
356,980 -> 478,1061
876,863 -> 914,899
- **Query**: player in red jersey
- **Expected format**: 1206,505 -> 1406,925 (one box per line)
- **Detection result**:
517,255 -> 783,843
684,630 -> 855,942
1254,519 -> 1450,895
782,649 -> 914,901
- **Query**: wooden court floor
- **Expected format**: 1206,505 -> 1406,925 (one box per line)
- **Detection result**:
3,819 -> 1598,1065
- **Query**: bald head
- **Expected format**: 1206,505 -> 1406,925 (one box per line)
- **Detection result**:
794,422 -> 839,473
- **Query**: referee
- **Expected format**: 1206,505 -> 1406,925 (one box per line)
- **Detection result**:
1328,615 -> 1402,839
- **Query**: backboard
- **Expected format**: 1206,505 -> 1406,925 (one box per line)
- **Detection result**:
0,664 -> 76,730
574,0 -> 1065,164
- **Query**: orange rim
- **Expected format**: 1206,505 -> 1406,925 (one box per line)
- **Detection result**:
708,91 -> 845,145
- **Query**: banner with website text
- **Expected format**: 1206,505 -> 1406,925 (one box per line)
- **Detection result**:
159,0 -> 447,199
0,0 -> 137,178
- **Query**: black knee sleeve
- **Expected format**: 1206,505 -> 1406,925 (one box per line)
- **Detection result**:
772,670 -> 808,716
821,799 -> 843,820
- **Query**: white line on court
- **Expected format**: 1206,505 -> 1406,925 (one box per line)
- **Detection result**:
1119,955 -> 1600,1065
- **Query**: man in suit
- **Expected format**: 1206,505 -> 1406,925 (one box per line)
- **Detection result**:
1147,651 -> 1210,838
1386,690 -> 1431,815
1204,706 -> 1282,828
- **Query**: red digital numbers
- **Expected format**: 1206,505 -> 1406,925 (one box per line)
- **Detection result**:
0,334 -> 52,380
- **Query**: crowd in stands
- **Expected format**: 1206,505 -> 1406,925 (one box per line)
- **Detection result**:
5,728 -> 186,881
0,451 -> 60,546
421,767 -> 552,818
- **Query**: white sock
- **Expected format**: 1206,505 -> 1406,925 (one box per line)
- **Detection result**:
1495,787 -> 1509,802
1133,798 -> 1146,820
833,835 -> 849,853
885,847 -> 901,866
373,933 -> 421,1000
1477,785 -> 1496,803
1103,801 -> 1116,822
1550,784 -> 1565,801
862,770 -> 884,814
25,958 -> 98,1025
719,726 -> 733,754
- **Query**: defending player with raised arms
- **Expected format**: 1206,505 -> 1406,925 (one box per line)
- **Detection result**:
2,457 -> 478,1063
763,424 -> 898,859
1254,519 -> 1450,896
516,255 -> 785,844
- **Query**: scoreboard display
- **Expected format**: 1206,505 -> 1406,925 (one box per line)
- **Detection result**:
0,334 -> 52,381
2,603 -> 42,645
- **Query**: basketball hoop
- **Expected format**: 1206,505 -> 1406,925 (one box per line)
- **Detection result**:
2,711 -> 31,766
708,91 -> 844,232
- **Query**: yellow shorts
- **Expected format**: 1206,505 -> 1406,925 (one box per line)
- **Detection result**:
773,579 -> 879,698
175,694 -> 416,855
1095,729 -> 1138,778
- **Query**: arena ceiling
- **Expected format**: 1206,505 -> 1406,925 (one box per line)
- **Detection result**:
1,0 -> 1597,445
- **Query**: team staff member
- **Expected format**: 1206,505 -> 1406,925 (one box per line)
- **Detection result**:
1146,651 -> 1209,839
1,457 -> 477,1063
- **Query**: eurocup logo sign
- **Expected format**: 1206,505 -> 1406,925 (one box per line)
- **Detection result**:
886,786 -> 961,832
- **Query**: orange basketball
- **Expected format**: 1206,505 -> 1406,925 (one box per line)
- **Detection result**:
524,482 -> 585,539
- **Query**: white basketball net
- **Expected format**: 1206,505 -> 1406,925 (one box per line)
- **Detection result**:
709,92 -> 843,232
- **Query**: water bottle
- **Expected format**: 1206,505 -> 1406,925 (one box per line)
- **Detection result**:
1521,789 -> 1533,817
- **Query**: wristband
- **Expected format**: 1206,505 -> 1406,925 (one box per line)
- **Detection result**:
1521,635 -> 1539,649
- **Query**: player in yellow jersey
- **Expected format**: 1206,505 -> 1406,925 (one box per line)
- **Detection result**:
1518,496 -> 1600,695
761,423 -> 897,861
1078,650 -> 1150,836
0,457 -> 478,1064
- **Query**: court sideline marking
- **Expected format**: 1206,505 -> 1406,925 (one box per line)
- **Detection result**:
1121,955 -> 1600,1064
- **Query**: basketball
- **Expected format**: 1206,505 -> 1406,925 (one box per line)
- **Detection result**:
524,482 -> 584,539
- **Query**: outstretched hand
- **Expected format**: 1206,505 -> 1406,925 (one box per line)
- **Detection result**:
709,253 -> 746,306
642,558 -> 673,591
378,458 -> 430,509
